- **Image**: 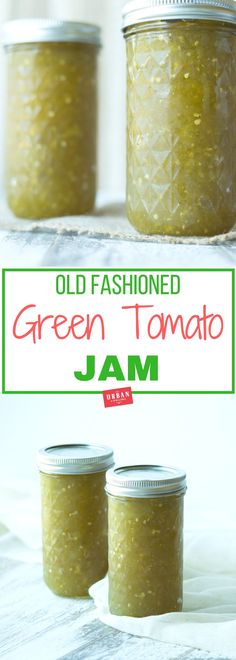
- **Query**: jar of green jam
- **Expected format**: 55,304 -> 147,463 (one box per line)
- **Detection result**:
3,20 -> 101,219
123,0 -> 236,236
106,465 -> 187,617
38,444 -> 114,597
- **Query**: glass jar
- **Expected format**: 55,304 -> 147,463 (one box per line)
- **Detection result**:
3,20 -> 101,219
123,0 -> 236,236
106,464 -> 187,617
38,444 -> 114,597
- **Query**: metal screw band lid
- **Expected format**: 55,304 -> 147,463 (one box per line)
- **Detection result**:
122,0 -> 236,28
106,464 -> 187,498
3,19 -> 102,47
38,444 -> 114,475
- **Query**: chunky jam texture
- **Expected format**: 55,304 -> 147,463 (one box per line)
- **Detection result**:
6,42 -> 98,219
108,494 -> 184,617
126,21 -> 236,236
41,471 -> 108,597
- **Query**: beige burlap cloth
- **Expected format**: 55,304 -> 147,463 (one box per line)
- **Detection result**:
1,195 -> 236,245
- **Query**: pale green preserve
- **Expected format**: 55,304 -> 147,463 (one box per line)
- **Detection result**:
124,16 -> 236,235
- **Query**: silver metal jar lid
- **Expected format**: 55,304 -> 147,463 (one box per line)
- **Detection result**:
2,19 -> 101,47
38,444 -> 114,475
122,0 -> 236,28
106,464 -> 187,498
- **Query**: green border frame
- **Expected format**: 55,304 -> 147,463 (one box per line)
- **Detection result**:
2,268 -> 235,395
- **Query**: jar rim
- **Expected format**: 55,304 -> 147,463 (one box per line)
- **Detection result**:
106,464 -> 187,498
2,19 -> 102,47
38,443 -> 114,475
122,0 -> 236,29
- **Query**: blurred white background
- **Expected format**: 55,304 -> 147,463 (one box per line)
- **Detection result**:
0,1 -> 235,540
0,0 -> 126,195
1,390 -> 236,533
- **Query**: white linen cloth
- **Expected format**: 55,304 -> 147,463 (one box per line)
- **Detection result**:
89,530 -> 236,660
0,480 -> 41,562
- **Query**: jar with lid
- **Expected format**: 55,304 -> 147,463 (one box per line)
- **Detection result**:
38,444 -> 114,597
106,464 -> 187,617
3,20 -> 101,219
123,0 -> 236,236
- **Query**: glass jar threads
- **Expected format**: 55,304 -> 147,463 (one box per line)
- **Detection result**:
106,465 -> 187,617
3,20 -> 101,219
123,0 -> 236,236
38,444 -> 114,597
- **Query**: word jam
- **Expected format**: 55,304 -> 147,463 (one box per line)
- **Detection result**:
74,355 -> 158,382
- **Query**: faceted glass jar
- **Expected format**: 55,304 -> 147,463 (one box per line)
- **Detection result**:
108,492 -> 184,616
106,465 -> 186,617
5,40 -> 99,219
40,470 -> 108,597
38,443 -> 113,598
125,20 -> 236,236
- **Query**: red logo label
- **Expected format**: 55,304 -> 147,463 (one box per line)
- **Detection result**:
103,387 -> 133,408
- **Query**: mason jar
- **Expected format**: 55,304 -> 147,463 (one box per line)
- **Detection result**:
3,20 -> 101,219
106,465 -> 187,617
38,444 -> 114,597
123,0 -> 236,236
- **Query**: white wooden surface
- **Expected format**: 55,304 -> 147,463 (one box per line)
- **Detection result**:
0,227 -> 236,268
0,556 -> 231,660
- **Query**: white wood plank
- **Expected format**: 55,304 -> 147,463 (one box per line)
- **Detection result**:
0,230 -> 55,266
0,559 -> 230,660
58,619 -> 194,660
0,229 -> 235,269
0,559 -> 94,660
